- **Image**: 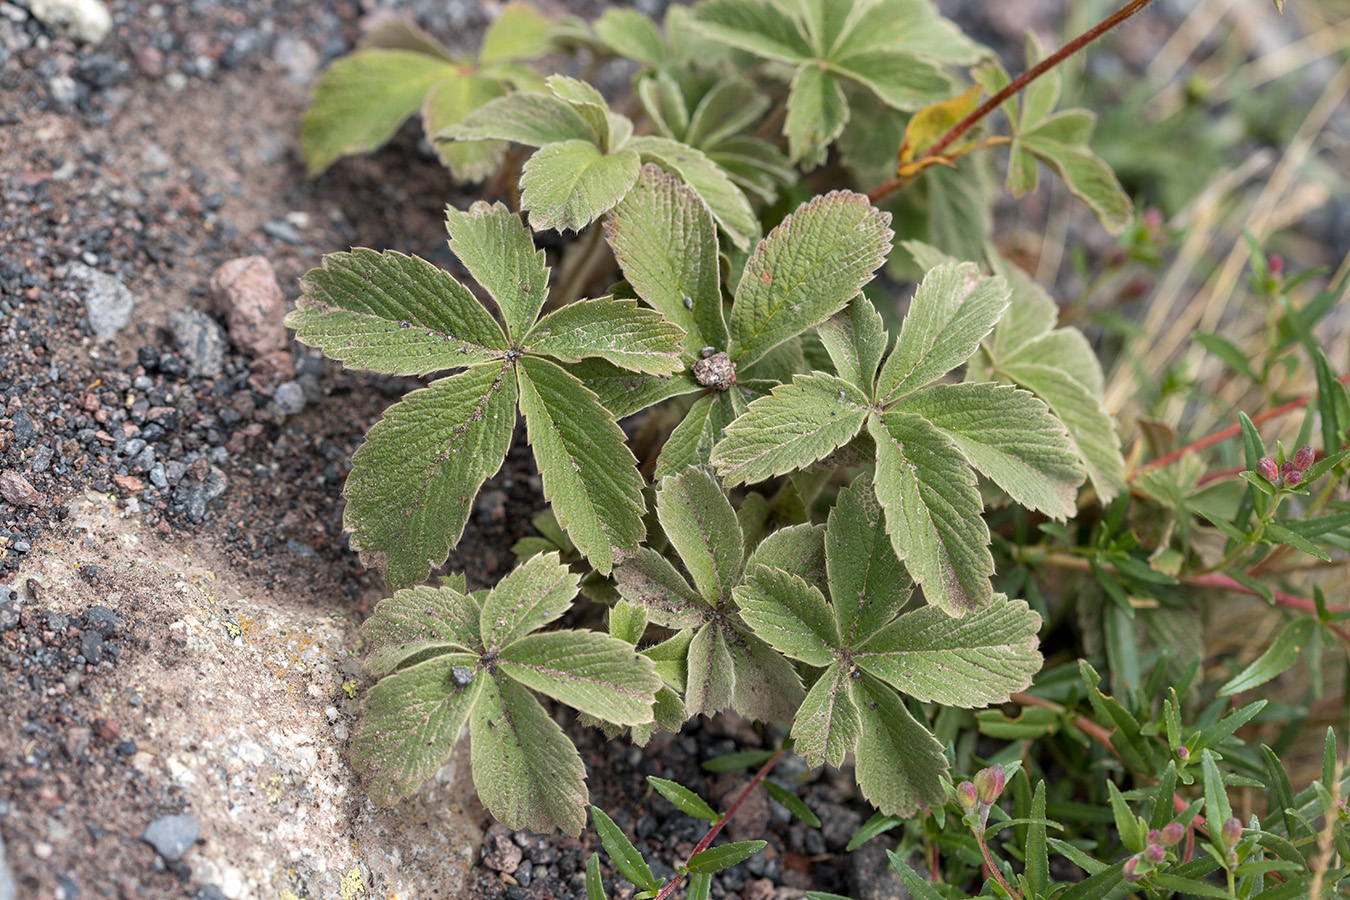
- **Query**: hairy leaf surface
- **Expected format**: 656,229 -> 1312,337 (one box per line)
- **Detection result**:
500,631 -> 661,724
627,136 -> 760,250
613,548 -> 711,629
656,468 -> 744,604
850,674 -> 947,816
479,551 -> 578,649
817,295 -> 889,396
445,201 -> 550,341
521,140 -> 642,232
526,298 -> 685,374
792,662 -> 860,767
362,585 -> 482,675
440,91 -> 597,147
826,474 -> 913,644
735,567 -> 838,667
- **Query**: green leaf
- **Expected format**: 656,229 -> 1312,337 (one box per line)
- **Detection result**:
545,74 -> 614,146
521,140 -> 642,232
869,412 -> 994,616
361,584 -> 482,675
736,566 -> 839,666
818,294 -> 889,395
831,49 -> 949,111
687,873 -> 712,900
571,358 -> 702,419
729,191 -> 893,369
690,0 -> 813,65
892,382 -> 1083,518
301,50 -> 455,175
344,365 -> 517,590
1023,128 -> 1132,234
594,8 -> 667,67
765,780 -> 822,827
1201,749 -> 1233,827
791,662 -> 860,767
289,248 -> 508,374
472,672 -> 589,835
1218,618 -> 1315,696
876,263 -> 1010,403
653,391 -> 741,480
996,360 -> 1126,502
627,135 -> 761,250
1107,779 -> 1142,850
745,523 -> 829,591
1026,780 -> 1050,895
1001,327 -> 1105,403
592,807 -> 660,892
847,812 -> 904,852
358,18 -> 454,59
834,0 -> 985,66
638,71 -> 689,140
1194,332 -> 1259,382
440,90 -> 597,146
423,75 -> 509,181
604,165 -> 728,355
1150,874 -> 1234,899
850,673 -> 947,815
517,357 -> 645,574
687,841 -> 768,874
783,63 -> 849,168
685,624 -> 736,718
852,597 -> 1041,705
613,548 -> 711,629
885,853 -> 946,900
702,749 -> 776,772
444,201 -> 550,342
646,777 -> 720,823
500,630 -> 661,724
686,76 -> 773,149
610,600 -> 647,645
479,551 -> 578,649
586,852 -> 605,900
727,629 -> 806,722
353,653 -> 483,805
656,468 -> 744,604
826,473 -> 913,645
478,2 -> 553,63
525,297 -> 685,374
1313,348 -> 1350,463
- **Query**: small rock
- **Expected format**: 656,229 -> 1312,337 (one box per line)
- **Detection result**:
481,833 -> 523,874
10,408 -> 36,448
82,605 -> 122,635
66,263 -> 135,340
113,473 -> 145,494
208,257 -> 292,379
168,309 -> 228,379
743,878 -> 775,900
94,718 -> 121,742
80,630 -> 104,664
0,820 -> 14,900
273,380 -> 305,416
175,465 -> 228,522
475,489 -> 508,526
0,471 -> 43,507
141,813 -> 199,862
0,591 -> 20,631
29,0 -> 111,44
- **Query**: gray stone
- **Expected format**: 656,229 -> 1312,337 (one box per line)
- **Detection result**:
0,825 -> 15,900
0,589 -> 13,632
273,380 -> 305,416
141,813 -> 199,862
30,0 -> 111,44
168,308 -> 228,379
66,263 -> 135,340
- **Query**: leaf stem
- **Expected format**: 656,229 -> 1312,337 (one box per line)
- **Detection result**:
652,747 -> 785,900
867,0 -> 1160,204
975,829 -> 1021,899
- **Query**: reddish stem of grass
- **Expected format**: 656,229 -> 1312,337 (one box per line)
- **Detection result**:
867,0 -> 1159,204
652,747 -> 785,900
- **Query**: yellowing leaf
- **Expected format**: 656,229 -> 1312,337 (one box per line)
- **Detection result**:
897,83 -> 982,176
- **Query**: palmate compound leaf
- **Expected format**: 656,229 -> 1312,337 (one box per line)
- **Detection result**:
524,298 -> 685,375
521,139 -> 643,233
825,473 -> 913,645
444,201 -> 550,342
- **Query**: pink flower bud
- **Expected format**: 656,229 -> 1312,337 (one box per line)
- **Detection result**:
957,780 -> 979,811
1161,822 -> 1185,846
1144,208 -> 1163,229
1293,445 -> 1315,472
1177,746 -> 1190,761
1123,857 -> 1142,883
1268,255 -> 1284,276
1222,817 -> 1243,846
973,765 -> 1006,805
1147,829 -> 1161,845
1285,470 -> 1302,487
1257,458 -> 1279,482
1146,844 -> 1166,863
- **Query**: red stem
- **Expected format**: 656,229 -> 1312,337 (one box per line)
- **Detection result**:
868,0 -> 1158,204
653,748 -> 785,900
1184,572 -> 1350,641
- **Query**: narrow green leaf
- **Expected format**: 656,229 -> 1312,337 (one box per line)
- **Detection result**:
593,807 -> 660,891
627,135 -> 761,250
657,467 -> 745,605
1313,348 -> 1350,461
1107,780 -> 1142,850
687,841 -> 767,874
869,412 -> 994,616
344,365 -> 517,590
1151,874 -> 1234,898
826,473 -> 913,645
685,624 -> 736,718
1192,699 -> 1266,755
500,631 -> 661,725
690,0 -> 813,64
479,551 -> 578,649
712,373 -> 870,485
1262,523 -> 1332,561
479,2 -> 554,63
850,673 -> 947,816
647,777 -> 720,823
1195,332 -> 1259,382
1219,618 -> 1314,697
702,749 -> 776,772
361,584 -> 482,675
736,566 -> 838,666
783,63 -> 849,168
846,811 -> 904,851
853,597 -> 1041,705
764,780 -> 820,827
885,853 -> 945,900
525,297 -> 685,374
353,653 -> 483,805
613,548 -> 711,629
876,263 -> 1010,403
301,50 -> 455,175
831,49 -> 948,111
604,165 -> 728,354
289,248 -> 508,374
893,382 -> 1083,518
687,873 -> 712,900
517,357 -> 645,574
444,201 -> 551,342
521,141 -> 642,232
586,852 -> 605,900
1026,780 -> 1049,894
440,90 -> 597,146
1261,745 -> 1298,838
1201,749 -> 1233,827
791,662 -> 860,768
472,672 -> 589,835
728,191 -> 893,369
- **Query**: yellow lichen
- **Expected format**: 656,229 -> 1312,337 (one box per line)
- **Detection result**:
339,868 -> 365,899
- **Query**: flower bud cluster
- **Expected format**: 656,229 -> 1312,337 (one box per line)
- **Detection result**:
1257,445 -> 1314,488
957,764 -> 1005,827
1122,821 -> 1186,883
1219,816 -> 1243,867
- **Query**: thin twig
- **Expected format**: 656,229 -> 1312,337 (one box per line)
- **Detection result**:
867,0 -> 1159,204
